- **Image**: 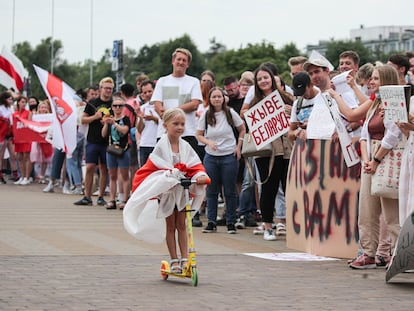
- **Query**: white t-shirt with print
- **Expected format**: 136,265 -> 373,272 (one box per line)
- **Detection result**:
151,74 -> 202,138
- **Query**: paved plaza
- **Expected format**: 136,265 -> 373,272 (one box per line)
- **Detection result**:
0,183 -> 413,310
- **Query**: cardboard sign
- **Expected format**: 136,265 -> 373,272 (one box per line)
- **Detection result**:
379,85 -> 410,125
243,90 -> 290,150
286,139 -> 360,259
386,212 -> 414,282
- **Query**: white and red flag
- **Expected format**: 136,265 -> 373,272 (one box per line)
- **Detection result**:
13,114 -> 53,144
33,65 -> 77,157
0,46 -> 28,91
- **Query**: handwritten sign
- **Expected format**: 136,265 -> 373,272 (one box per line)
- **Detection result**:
323,95 -> 360,167
243,90 -> 290,150
286,139 -> 360,259
379,85 -> 410,125
386,212 -> 414,282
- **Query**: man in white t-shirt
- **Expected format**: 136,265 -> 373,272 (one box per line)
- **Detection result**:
152,47 -> 203,159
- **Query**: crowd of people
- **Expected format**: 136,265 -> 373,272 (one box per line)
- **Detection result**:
1,48 -> 414,271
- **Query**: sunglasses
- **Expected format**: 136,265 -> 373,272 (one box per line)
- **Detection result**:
112,104 -> 124,108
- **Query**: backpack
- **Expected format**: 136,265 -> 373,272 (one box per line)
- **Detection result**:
124,103 -> 137,127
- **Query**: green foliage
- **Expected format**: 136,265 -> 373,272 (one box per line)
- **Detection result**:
7,34 -> 408,100
207,41 -> 302,86
325,40 -> 376,69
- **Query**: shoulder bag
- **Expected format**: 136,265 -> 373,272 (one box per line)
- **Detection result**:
371,141 -> 404,199
241,133 -> 275,185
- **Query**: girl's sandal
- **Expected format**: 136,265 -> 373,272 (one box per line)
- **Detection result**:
170,259 -> 182,274
105,200 -> 117,210
180,258 -> 188,271
118,201 -> 127,210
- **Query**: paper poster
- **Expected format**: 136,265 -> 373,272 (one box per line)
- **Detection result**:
379,85 -> 410,125
331,70 -> 353,95
243,90 -> 290,150
323,95 -> 360,167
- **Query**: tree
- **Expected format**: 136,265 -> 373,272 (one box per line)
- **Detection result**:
154,34 -> 205,78
324,40 -> 375,69
207,41 -> 302,86
14,37 -> 65,98
204,37 -> 226,62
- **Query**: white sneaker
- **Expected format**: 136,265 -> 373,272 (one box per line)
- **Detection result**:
253,223 -> 265,235
276,223 -> 286,236
62,184 -> 72,194
71,187 -> 83,195
20,178 -> 30,185
263,229 -> 276,241
43,181 -> 54,193
14,177 -> 23,185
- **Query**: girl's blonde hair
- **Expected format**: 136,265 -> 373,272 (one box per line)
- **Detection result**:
366,65 -> 399,118
163,107 -> 186,125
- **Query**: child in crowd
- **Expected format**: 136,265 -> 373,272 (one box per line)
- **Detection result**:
31,101 -> 53,183
123,108 -> 209,274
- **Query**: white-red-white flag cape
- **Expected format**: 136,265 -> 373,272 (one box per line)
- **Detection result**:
33,65 -> 77,157
123,135 -> 207,243
0,46 -> 28,91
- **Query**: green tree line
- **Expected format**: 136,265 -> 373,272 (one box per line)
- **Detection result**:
1,33 -> 400,99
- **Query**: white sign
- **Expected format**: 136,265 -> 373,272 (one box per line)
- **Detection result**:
243,90 -> 290,150
379,85 -> 409,125
323,94 -> 360,167
331,70 -> 353,95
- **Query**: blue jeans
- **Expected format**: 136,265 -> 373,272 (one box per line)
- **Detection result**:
238,157 -> 257,216
66,138 -> 84,186
204,153 -> 239,225
50,148 -> 66,180
275,181 -> 286,219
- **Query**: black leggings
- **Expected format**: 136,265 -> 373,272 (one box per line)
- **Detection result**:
255,156 -> 288,224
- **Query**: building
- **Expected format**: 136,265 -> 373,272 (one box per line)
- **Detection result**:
306,25 -> 414,57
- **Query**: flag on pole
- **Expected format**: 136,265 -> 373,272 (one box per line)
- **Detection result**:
0,46 -> 28,91
33,65 -> 77,157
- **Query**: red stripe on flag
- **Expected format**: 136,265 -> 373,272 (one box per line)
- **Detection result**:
46,72 -> 73,124
0,55 -> 24,90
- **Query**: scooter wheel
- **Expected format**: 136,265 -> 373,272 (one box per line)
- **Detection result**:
191,267 -> 198,286
161,262 -> 169,280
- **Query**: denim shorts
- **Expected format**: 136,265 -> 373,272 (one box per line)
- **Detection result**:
85,143 -> 107,165
106,149 -> 130,169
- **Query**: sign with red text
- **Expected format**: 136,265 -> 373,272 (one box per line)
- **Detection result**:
243,90 -> 290,150
286,139 -> 360,259
379,85 -> 410,126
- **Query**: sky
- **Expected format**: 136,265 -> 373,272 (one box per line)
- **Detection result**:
1,0 -> 413,64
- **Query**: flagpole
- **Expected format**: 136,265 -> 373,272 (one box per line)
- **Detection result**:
51,0 -> 55,74
12,0 -> 15,47
89,0 -> 94,85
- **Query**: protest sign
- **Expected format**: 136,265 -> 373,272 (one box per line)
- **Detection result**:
286,139 -> 360,259
386,212 -> 414,282
323,94 -> 360,167
243,90 -> 290,150
379,85 -> 410,125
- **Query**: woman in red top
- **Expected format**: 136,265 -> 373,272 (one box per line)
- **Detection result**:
13,96 -> 32,185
